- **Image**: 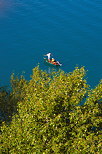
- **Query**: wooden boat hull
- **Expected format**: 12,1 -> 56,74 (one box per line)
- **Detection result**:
44,58 -> 62,66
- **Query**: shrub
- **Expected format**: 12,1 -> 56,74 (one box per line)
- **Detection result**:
0,66 -> 102,153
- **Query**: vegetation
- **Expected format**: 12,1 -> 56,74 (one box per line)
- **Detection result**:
0,66 -> 102,153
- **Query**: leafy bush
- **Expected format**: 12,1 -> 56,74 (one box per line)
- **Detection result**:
0,66 -> 102,153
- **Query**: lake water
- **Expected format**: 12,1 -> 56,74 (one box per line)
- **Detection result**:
0,0 -> 102,87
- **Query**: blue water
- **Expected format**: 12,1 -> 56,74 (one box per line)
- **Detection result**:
0,0 -> 102,87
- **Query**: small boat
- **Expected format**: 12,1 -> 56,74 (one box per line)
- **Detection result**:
44,58 -> 62,66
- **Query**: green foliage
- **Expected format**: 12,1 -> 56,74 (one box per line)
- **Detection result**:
0,86 -> 17,123
0,66 -> 102,154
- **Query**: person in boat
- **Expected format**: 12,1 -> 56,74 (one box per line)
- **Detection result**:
45,53 -> 52,61
45,53 -> 56,63
51,58 -> 56,62
51,58 -> 58,65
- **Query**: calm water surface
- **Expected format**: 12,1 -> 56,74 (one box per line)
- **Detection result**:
0,0 -> 102,87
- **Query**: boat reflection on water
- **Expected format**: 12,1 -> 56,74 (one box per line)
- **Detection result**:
47,66 -> 60,74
